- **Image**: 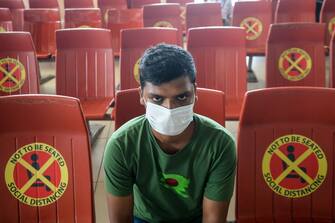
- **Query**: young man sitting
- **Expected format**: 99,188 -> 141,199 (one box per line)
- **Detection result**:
104,44 -> 236,223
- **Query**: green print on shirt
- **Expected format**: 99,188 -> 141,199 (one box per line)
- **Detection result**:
160,173 -> 190,198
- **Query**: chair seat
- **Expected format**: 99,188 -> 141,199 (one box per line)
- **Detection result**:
81,97 -> 114,120
247,47 -> 265,56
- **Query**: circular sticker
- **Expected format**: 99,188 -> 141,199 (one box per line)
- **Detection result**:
0,26 -> 6,32
78,25 -> 92,28
328,17 -> 335,35
4,143 -> 68,206
154,21 -> 173,28
0,58 -> 26,93
278,48 -> 312,81
262,134 -> 327,198
240,17 -> 263,40
133,58 -> 141,84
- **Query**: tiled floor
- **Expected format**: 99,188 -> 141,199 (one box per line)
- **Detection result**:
39,55 -> 267,222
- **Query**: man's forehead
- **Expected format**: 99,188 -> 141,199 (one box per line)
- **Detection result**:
143,76 -> 194,95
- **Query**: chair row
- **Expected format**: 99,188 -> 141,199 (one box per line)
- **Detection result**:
0,23 -> 333,121
1,86 -> 335,222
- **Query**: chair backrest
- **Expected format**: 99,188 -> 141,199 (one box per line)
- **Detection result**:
237,87 -> 335,222
0,0 -> 24,31
0,7 -> 12,32
64,0 -> 94,8
166,0 -> 192,33
129,0 -> 160,8
266,23 -> 326,88
320,0 -> 335,47
24,8 -> 61,58
114,88 -> 225,129
275,0 -> 315,23
29,0 -> 59,8
187,27 -> 246,120
185,2 -> 222,31
330,32 -> 335,88
232,0 -> 272,54
98,0 -> 128,27
143,3 -> 182,44
0,32 -> 39,95
106,8 -> 143,56
65,8 -> 102,29
120,27 -> 179,90
56,28 -> 114,100
0,94 -> 94,223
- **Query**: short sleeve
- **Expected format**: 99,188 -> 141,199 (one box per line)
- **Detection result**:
204,137 -> 236,202
103,136 -> 134,196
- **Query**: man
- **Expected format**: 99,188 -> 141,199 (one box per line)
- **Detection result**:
104,44 -> 236,223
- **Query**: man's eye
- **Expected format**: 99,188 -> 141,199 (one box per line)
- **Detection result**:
152,97 -> 162,102
177,95 -> 187,101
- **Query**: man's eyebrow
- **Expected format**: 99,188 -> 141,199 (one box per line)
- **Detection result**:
147,93 -> 163,97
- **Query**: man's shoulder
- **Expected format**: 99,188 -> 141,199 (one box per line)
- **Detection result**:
194,114 -> 235,150
112,115 -> 147,139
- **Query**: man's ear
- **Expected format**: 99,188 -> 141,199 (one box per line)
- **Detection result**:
139,87 -> 145,105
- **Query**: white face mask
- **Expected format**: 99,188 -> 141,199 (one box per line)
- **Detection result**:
145,102 -> 194,136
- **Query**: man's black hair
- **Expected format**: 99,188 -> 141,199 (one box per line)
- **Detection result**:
139,43 -> 196,88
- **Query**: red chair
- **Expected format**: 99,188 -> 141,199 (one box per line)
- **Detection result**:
232,0 -> 272,56
143,3 -> 182,45
0,7 -> 12,32
187,27 -> 246,120
29,0 -> 58,8
237,87 -> 335,222
185,2 -> 222,31
0,32 -> 39,96
65,8 -> 102,29
64,0 -> 94,8
114,88 -> 225,129
166,0 -> 192,34
320,0 -> 335,47
120,27 -> 179,90
275,0 -> 315,23
0,95 -> 94,223
0,0 -> 24,31
266,23 -> 326,88
106,9 -> 143,56
56,28 -> 115,120
24,8 -> 61,58
129,0 -> 160,8
98,0 -> 128,27
330,32 -> 335,88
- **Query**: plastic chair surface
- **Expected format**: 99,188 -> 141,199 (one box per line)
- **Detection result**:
0,94 -> 94,223
0,0 -> 24,31
106,8 -> 143,56
237,87 -> 335,223
143,3 -> 182,44
129,0 -> 160,8
24,8 -> 61,58
65,8 -> 102,29
0,7 -> 13,32
64,0 -> 94,8
266,23 -> 326,88
56,28 -> 115,120
330,32 -> 335,88
114,88 -> 225,129
320,0 -> 335,47
275,0 -> 315,23
187,27 -> 246,120
185,2 -> 222,31
0,32 -> 39,96
120,27 -> 179,90
232,0 -> 272,55
29,0 -> 59,8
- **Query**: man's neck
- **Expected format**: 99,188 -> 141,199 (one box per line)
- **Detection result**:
152,121 -> 196,155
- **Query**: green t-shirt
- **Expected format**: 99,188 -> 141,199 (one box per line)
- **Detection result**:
104,114 -> 236,223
